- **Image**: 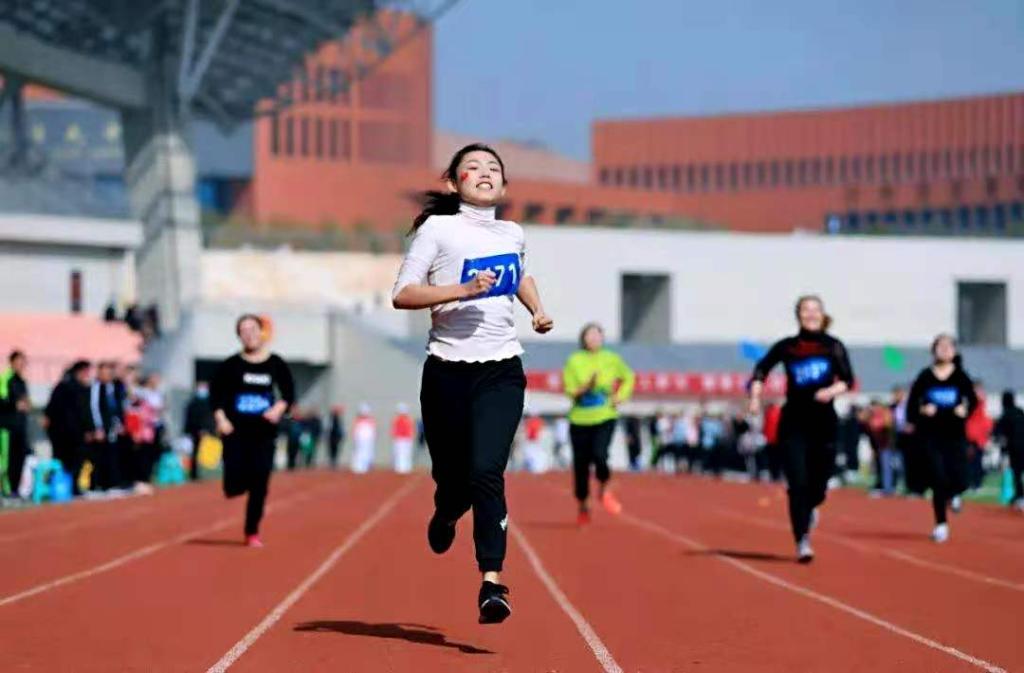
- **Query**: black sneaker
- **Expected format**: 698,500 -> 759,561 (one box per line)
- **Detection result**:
478,581 -> 511,624
427,512 -> 456,554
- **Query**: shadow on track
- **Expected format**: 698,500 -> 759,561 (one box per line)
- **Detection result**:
294,621 -> 494,654
685,548 -> 794,563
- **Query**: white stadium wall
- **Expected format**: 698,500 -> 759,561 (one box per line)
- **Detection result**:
515,227 -> 1024,348
0,215 -> 140,315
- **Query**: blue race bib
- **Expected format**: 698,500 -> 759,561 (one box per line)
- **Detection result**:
460,253 -> 522,299
926,386 -> 959,408
578,391 -> 608,408
236,393 -> 272,415
789,356 -> 832,387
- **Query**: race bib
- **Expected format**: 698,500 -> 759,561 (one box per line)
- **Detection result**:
926,386 -> 959,408
578,391 -> 608,408
789,356 -> 832,387
235,393 -> 272,415
460,253 -> 522,299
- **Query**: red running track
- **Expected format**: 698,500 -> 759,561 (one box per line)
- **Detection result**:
0,470 -> 1020,672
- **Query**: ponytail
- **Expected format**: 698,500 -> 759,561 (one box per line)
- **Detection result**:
411,191 -> 460,232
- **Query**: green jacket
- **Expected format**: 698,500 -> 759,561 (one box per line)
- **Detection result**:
563,349 -> 636,426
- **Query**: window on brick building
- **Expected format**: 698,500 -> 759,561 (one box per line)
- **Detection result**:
300,117 -> 310,156
687,165 -> 697,191
555,206 -> 575,224
599,167 -> 610,185
284,116 -> 294,155
714,164 -> 725,190
671,165 -> 682,190
700,165 -> 710,190
523,203 -> 545,221
270,116 -> 280,156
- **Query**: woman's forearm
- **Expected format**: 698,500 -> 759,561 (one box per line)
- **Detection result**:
516,276 -> 544,315
393,283 -> 469,310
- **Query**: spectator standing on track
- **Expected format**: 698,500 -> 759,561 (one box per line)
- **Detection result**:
391,403 -> 416,473
994,390 -> 1024,511
865,399 -> 897,496
44,361 -> 92,495
211,314 -> 295,548
563,323 -> 635,525
836,404 -> 863,485
86,361 -> 126,493
906,334 -> 977,543
624,415 -> 642,471
392,143 -> 554,623
749,295 -> 855,563
0,351 -> 31,498
350,404 -> 377,474
965,380 -> 993,492
327,405 -> 345,469
520,410 -> 548,474
183,381 -> 215,480
553,416 -> 571,469
303,411 -> 323,468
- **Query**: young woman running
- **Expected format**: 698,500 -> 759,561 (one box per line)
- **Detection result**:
392,143 -> 553,624
211,314 -> 295,548
906,334 -> 977,542
563,323 -> 635,524
748,295 -> 853,563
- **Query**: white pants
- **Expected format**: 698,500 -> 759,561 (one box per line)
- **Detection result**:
523,440 -> 549,474
351,438 -> 375,474
393,439 -> 414,474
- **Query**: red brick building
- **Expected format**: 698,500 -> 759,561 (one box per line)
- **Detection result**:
250,19 -> 1023,235
594,93 -> 1024,233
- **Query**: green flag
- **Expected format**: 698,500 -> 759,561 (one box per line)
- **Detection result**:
882,345 -> 906,372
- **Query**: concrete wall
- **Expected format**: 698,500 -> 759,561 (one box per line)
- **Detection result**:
517,227 -> 1024,348
0,214 -> 140,314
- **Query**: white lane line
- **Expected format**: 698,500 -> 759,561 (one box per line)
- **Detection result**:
713,507 -> 1024,594
510,523 -> 624,673
0,483 -> 337,608
205,477 -> 420,673
619,511 -> 1007,673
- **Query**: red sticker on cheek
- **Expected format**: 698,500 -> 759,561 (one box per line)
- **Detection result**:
459,172 -> 469,183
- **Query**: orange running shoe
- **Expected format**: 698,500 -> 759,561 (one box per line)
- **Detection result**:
576,510 -> 591,526
600,491 -> 623,515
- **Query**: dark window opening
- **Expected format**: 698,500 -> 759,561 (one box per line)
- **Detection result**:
958,281 -> 1007,346
621,273 -> 671,344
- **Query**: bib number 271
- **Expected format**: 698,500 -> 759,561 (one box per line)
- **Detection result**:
460,253 -> 522,299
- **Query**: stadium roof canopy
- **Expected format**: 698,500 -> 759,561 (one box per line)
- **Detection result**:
0,0 -> 454,125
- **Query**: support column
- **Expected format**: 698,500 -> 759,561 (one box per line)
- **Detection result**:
120,35 -> 201,333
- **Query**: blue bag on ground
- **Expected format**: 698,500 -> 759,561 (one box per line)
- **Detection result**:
153,452 -> 187,486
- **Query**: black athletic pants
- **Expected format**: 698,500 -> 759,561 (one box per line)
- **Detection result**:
780,408 -> 836,543
925,435 -> 967,525
570,420 -> 616,502
223,433 -> 276,536
420,355 -> 525,573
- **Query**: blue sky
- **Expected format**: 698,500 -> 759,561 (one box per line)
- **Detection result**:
434,0 -> 1024,160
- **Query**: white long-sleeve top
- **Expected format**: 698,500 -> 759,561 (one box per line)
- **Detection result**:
392,203 -> 527,362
